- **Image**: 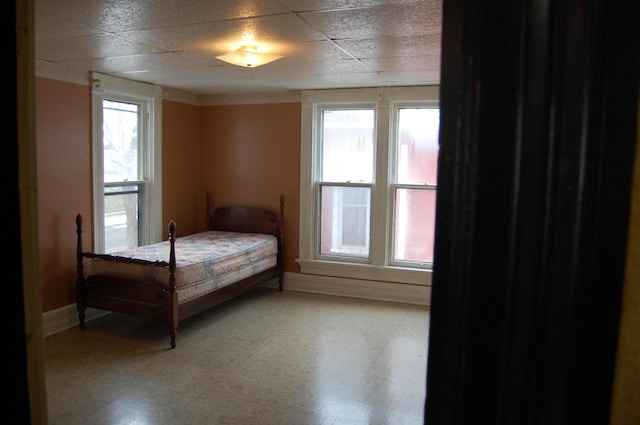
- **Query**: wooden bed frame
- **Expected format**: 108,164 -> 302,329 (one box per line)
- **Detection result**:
75,194 -> 285,348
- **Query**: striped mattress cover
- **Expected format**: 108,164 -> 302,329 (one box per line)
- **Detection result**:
89,230 -> 278,304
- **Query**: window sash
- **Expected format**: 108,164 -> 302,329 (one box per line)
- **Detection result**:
317,183 -> 372,262
102,99 -> 142,183
390,184 -> 437,267
320,108 -> 375,183
103,182 -> 147,253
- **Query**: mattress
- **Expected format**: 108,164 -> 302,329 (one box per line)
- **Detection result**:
90,230 -> 278,304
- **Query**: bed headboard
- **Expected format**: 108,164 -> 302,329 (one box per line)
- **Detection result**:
206,193 -> 285,238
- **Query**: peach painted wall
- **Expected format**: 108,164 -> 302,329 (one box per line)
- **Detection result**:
35,78 -> 302,313
35,80 -> 203,313
199,103 -> 301,273
35,77 -> 91,312
162,100 -> 200,238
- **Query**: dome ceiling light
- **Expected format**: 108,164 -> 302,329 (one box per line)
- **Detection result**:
216,42 -> 282,68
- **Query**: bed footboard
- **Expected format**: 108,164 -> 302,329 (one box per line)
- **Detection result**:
75,215 -> 179,347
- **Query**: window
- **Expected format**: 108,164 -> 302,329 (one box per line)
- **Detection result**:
298,87 -> 439,284
91,73 -> 163,253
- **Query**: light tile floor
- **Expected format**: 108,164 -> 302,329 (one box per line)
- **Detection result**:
44,288 -> 430,425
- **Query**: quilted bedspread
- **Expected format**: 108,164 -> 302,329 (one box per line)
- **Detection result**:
90,230 -> 278,303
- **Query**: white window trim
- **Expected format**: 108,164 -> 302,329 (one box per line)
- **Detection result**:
91,72 -> 163,252
298,86 -> 439,285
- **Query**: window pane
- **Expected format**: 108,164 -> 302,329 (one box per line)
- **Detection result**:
321,109 -> 374,183
396,108 -> 440,185
394,188 -> 436,263
103,100 -> 139,183
320,185 -> 370,258
104,186 -> 139,253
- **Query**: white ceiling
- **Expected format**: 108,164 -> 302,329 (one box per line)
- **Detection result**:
35,0 -> 442,95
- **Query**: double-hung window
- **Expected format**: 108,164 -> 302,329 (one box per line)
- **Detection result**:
298,87 -> 439,285
91,73 -> 163,253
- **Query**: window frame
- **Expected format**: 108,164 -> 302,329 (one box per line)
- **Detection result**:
91,72 -> 163,253
298,86 -> 439,285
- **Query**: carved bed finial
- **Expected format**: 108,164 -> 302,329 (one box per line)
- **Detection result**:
278,194 -> 285,291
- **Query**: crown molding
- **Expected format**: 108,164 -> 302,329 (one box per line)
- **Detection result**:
201,90 -> 301,106
35,60 -> 89,86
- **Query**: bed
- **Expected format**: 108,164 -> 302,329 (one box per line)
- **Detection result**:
75,194 -> 285,348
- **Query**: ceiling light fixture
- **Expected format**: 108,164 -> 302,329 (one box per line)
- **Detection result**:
216,45 -> 283,68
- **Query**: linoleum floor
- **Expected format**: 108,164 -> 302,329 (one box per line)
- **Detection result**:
44,288 -> 429,425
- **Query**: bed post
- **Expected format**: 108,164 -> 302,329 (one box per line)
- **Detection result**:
167,220 -> 178,349
75,214 -> 86,330
206,191 -> 212,229
278,194 -> 285,291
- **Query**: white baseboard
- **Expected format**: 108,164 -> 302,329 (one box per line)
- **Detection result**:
42,305 -> 109,338
278,272 -> 431,306
43,272 -> 430,337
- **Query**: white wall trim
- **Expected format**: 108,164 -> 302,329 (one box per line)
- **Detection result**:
161,86 -> 201,105
42,305 -> 109,338
36,60 -> 202,106
278,272 -> 431,306
43,272 -> 429,337
200,90 -> 301,105
36,60 -> 89,86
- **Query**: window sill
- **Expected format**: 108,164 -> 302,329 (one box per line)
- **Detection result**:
296,258 -> 431,286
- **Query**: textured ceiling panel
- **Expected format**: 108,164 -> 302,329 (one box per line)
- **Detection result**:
35,0 -> 442,95
278,0 -> 425,13
335,34 -> 441,58
36,33 -> 162,61
298,2 -> 441,39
